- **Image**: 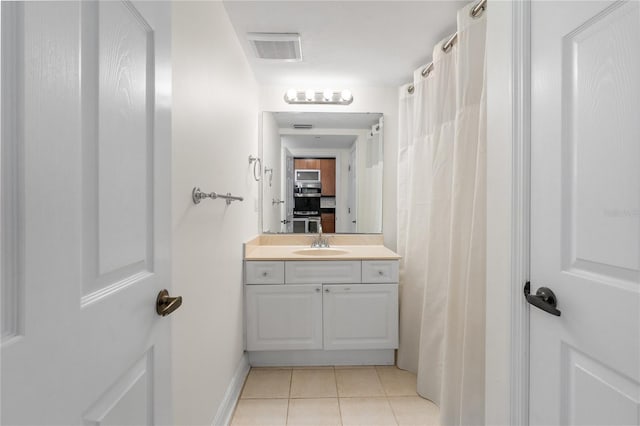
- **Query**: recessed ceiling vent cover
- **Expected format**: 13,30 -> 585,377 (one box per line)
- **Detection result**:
293,124 -> 313,129
247,33 -> 302,61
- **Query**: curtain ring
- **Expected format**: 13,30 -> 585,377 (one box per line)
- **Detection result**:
421,62 -> 434,78
470,0 -> 486,18
442,33 -> 457,53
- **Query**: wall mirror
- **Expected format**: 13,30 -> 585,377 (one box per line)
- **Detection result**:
260,111 -> 383,234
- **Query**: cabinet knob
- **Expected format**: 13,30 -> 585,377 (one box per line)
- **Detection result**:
315,287 -> 321,293
324,288 -> 330,293
262,272 -> 268,277
378,270 -> 384,275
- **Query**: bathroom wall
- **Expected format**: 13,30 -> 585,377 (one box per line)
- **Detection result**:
172,2 -> 259,425
259,86 -> 399,250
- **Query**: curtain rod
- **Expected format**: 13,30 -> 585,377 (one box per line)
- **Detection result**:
407,0 -> 486,94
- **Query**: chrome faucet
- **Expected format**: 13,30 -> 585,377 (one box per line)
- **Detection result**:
311,223 -> 330,248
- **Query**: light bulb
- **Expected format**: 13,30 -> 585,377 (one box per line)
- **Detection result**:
340,89 -> 353,102
305,89 -> 315,101
323,89 -> 333,101
286,89 -> 297,101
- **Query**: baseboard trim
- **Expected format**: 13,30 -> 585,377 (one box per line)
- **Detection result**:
248,349 -> 395,367
212,352 -> 250,426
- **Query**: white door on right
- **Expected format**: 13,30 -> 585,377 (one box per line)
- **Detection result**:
530,1 -> 640,425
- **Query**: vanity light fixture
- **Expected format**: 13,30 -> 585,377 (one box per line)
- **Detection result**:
286,89 -> 297,102
305,89 -> 315,101
284,88 -> 354,105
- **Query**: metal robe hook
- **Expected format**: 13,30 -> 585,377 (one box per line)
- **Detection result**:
264,166 -> 273,187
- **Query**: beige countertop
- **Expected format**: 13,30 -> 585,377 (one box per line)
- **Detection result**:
244,234 -> 401,261
244,244 -> 400,261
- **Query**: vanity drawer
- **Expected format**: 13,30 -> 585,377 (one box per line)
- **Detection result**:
285,261 -> 361,284
245,261 -> 285,284
362,260 -> 399,283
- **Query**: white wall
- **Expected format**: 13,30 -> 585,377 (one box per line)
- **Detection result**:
261,112 -> 282,232
259,86 -> 399,250
172,2 -> 259,424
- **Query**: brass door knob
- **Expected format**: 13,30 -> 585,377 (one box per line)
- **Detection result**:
156,289 -> 183,317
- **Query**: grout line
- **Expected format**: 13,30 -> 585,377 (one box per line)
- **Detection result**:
333,366 -> 345,425
285,398 -> 291,426
374,364 -> 391,397
386,396 -> 400,426
285,369 -> 292,425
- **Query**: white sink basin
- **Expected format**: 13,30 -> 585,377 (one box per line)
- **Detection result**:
293,248 -> 350,256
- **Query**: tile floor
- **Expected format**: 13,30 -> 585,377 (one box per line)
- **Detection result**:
230,366 -> 439,426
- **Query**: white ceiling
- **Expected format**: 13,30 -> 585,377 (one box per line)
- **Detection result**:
273,112 -> 381,129
282,134 -> 358,150
223,1 -> 467,87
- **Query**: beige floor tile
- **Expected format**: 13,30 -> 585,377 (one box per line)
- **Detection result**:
387,397 -> 439,426
335,368 -> 385,397
290,369 -> 338,398
339,397 -> 397,426
287,398 -> 341,425
375,367 -> 418,396
231,399 -> 289,426
241,369 -> 292,399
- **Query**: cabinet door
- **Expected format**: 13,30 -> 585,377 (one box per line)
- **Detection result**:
321,213 -> 335,233
294,158 -> 321,170
323,284 -> 398,350
320,158 -> 336,196
245,285 -> 323,351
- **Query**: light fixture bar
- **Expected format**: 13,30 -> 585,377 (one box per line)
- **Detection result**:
284,89 -> 353,105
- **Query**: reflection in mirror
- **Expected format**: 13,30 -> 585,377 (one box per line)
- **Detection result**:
261,112 -> 383,234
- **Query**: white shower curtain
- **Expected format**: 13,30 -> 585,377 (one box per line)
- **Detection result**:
397,3 -> 486,425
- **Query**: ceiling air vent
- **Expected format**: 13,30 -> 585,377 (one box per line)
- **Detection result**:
293,124 -> 313,130
246,33 -> 302,61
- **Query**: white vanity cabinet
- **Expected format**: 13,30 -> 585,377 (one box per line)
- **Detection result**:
244,259 -> 399,356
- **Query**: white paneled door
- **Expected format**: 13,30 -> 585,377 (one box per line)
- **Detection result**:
1,1 -> 173,424
530,1 -> 640,424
